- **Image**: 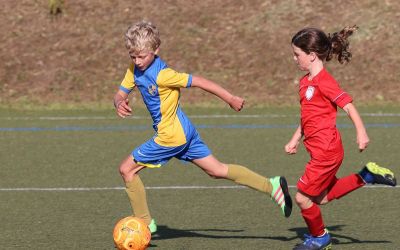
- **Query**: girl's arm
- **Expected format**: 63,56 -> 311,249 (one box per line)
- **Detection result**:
285,125 -> 302,154
343,103 -> 369,152
191,75 -> 244,111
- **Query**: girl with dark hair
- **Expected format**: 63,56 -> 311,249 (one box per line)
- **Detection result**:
286,26 -> 396,250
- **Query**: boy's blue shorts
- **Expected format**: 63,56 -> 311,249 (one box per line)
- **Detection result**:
132,131 -> 211,168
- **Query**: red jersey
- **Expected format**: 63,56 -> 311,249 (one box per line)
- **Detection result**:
299,68 -> 352,158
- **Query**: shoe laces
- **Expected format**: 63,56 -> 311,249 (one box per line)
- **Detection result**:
302,234 -> 315,246
301,232 -> 328,247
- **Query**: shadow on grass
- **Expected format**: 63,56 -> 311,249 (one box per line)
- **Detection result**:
289,224 -> 391,246
149,224 -> 390,248
149,225 -> 290,247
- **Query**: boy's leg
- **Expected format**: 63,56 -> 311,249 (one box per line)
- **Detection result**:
191,155 -> 271,194
225,164 -> 292,217
192,155 -> 292,217
125,174 -> 152,225
119,155 -> 152,226
226,164 -> 272,194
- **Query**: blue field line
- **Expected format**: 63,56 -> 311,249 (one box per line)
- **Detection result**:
2,113 -> 400,121
1,123 -> 400,132
0,125 -> 149,132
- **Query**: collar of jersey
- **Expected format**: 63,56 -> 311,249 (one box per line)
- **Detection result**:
300,68 -> 327,86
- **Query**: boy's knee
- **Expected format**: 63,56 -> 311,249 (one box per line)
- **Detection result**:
206,169 -> 224,179
202,163 -> 228,179
119,164 -> 129,179
118,156 -> 137,179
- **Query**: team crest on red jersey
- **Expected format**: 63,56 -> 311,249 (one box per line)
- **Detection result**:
305,86 -> 315,101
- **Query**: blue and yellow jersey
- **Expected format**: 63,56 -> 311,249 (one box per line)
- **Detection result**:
119,56 -> 195,147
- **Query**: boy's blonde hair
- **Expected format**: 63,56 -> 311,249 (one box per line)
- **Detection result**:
125,21 -> 161,53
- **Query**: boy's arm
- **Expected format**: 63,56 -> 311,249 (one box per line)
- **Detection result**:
343,103 -> 369,152
285,125 -> 302,154
113,90 -> 132,118
191,75 -> 244,111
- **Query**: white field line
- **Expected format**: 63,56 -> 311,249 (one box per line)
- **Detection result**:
2,113 -> 400,120
0,185 -> 397,192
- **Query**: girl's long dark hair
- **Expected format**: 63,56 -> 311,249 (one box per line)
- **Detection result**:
291,25 -> 358,64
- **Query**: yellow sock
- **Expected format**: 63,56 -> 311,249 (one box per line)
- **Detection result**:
226,164 -> 273,195
125,175 -> 151,225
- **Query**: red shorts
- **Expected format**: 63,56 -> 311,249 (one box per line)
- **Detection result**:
297,142 -> 344,197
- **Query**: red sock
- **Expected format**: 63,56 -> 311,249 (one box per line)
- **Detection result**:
327,174 -> 365,201
301,203 -> 325,236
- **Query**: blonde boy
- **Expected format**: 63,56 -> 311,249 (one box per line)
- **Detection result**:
113,21 -> 292,234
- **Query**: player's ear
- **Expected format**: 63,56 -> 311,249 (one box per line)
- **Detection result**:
309,52 -> 317,62
154,47 -> 160,55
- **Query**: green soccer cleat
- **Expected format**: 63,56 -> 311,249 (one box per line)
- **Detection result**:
359,162 -> 397,186
148,218 -> 157,234
270,176 -> 292,218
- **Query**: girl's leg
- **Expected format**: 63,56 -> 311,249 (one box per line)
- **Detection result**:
119,155 -> 152,225
308,162 -> 396,205
293,191 -> 332,250
324,174 -> 364,203
295,191 -> 326,237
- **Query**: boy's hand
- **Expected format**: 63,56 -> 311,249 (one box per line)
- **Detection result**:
229,96 -> 245,112
115,99 -> 132,118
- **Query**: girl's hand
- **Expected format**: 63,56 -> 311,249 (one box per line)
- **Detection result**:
357,131 -> 369,152
229,96 -> 245,112
285,139 -> 299,154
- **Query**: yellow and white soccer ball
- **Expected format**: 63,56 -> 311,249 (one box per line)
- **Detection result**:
113,216 -> 151,250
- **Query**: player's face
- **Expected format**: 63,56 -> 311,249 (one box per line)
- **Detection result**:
129,50 -> 156,71
291,44 -> 312,72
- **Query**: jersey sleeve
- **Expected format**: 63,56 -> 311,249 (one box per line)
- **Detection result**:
119,64 -> 136,94
157,68 -> 192,88
319,79 -> 353,108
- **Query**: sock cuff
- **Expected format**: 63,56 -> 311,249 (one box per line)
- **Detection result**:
301,202 -> 318,215
226,164 -> 244,179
